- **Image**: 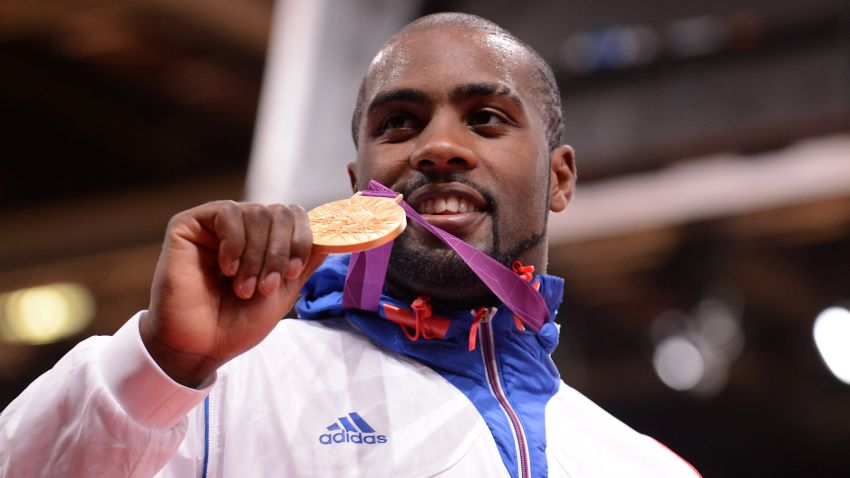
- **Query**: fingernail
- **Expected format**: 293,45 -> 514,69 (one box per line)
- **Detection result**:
230,259 -> 240,276
240,276 -> 257,298
261,272 -> 281,295
285,258 -> 304,280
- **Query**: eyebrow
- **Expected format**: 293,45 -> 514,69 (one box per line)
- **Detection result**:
366,82 -> 523,116
449,82 -> 522,107
366,88 -> 429,115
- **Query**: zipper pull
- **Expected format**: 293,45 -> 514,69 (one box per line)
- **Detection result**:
468,307 -> 498,352
468,308 -> 487,351
481,307 -> 496,323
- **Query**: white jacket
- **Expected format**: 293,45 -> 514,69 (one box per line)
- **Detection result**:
0,257 -> 700,477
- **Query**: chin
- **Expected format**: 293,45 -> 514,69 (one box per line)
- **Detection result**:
386,238 -> 497,309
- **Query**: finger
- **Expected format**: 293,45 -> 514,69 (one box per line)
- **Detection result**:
297,251 -> 328,287
258,205 -> 294,296
284,205 -> 313,281
280,251 -> 328,301
233,204 -> 272,299
211,201 -> 246,277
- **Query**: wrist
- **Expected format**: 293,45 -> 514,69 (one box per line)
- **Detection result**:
139,313 -> 219,388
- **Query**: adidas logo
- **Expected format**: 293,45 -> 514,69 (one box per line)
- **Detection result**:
318,412 -> 388,445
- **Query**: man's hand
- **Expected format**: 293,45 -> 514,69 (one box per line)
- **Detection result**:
141,201 -> 327,387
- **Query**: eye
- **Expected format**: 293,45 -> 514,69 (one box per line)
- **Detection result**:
380,113 -> 419,133
468,109 -> 508,128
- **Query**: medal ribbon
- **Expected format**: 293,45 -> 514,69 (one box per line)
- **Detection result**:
342,180 -> 549,332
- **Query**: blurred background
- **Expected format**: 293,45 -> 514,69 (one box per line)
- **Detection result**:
1,0 -> 849,475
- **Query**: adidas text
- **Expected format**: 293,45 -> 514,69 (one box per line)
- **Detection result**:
318,431 -> 388,445
320,412 -> 387,446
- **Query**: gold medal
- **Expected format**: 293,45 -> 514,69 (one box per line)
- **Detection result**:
309,192 -> 406,253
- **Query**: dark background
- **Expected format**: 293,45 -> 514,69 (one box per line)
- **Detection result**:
2,1 -> 849,476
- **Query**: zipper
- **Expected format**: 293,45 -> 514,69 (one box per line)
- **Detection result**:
202,389 -> 219,478
201,396 -> 210,478
479,307 -> 531,478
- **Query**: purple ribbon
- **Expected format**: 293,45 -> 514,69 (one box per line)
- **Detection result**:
342,180 -> 549,332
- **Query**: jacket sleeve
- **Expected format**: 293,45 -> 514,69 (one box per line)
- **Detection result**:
0,312 -> 213,477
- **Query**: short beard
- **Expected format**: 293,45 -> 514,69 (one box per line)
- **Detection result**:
385,210 -> 547,311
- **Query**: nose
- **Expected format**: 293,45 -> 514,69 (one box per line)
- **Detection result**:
409,115 -> 478,174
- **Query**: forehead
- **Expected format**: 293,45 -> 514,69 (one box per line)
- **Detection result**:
365,28 -> 535,101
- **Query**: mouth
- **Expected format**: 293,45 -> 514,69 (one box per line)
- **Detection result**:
416,195 -> 479,215
406,183 -> 490,235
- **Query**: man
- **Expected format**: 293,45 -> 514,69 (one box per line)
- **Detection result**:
0,12 -> 700,478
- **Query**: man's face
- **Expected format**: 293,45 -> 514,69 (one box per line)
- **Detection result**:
349,27 -> 565,306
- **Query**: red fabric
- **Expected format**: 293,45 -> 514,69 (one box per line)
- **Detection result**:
468,307 -> 487,351
511,261 -> 540,332
382,299 -> 450,340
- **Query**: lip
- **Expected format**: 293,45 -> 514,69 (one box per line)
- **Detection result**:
416,210 -> 488,235
405,182 -> 490,236
406,183 -> 488,211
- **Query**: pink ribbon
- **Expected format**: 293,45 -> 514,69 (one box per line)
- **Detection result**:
342,180 -> 548,332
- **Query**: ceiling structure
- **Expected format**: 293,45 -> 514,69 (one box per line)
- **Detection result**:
1,1 -> 849,476
0,0 -> 270,206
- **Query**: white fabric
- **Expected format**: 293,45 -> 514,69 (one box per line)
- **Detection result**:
1,312 -> 699,477
545,384 -> 698,477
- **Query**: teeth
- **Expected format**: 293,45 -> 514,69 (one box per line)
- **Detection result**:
446,197 -> 458,213
434,198 -> 447,213
417,196 -> 477,214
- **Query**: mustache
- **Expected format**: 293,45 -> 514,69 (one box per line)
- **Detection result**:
397,173 -> 497,212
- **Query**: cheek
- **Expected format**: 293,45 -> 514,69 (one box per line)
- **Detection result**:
493,147 -> 548,196
489,151 -> 550,229
355,144 -> 415,190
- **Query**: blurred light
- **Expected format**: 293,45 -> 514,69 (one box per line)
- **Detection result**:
726,11 -> 765,50
813,306 -> 850,385
0,283 -> 95,345
664,15 -> 726,59
556,11 -> 767,77
560,25 -> 660,74
560,31 -> 595,73
620,25 -> 661,66
549,135 -> 850,243
695,298 -> 744,359
650,297 -> 744,396
653,335 -> 705,391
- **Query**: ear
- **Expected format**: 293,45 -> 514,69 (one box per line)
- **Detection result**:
346,161 -> 359,193
548,145 -> 576,213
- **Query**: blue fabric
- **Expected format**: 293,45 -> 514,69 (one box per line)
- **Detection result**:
202,396 -> 210,478
296,254 -> 564,478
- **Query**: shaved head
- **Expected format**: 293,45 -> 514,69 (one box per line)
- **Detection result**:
347,13 -> 578,305
351,12 -> 564,151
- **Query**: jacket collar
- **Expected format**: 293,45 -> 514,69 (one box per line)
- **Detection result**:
296,254 -> 564,353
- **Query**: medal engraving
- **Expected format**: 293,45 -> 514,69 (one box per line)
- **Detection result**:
309,193 -> 406,253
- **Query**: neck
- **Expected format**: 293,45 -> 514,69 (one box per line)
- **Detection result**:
384,239 -> 549,312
